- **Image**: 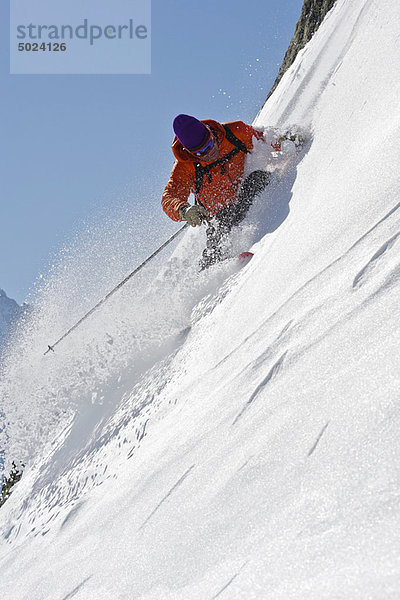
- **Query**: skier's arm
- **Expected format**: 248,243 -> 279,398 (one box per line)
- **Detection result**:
248,124 -> 265,142
162,160 -> 195,222
244,123 -> 282,149
225,120 -> 278,151
248,123 -> 288,151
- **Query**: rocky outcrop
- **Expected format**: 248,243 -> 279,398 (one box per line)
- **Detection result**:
267,0 -> 337,100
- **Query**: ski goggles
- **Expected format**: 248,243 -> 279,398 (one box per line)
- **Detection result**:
195,135 -> 215,157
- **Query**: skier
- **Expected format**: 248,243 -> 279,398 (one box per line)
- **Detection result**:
162,114 -> 283,269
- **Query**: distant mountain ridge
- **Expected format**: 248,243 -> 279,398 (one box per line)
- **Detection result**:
0,289 -> 25,346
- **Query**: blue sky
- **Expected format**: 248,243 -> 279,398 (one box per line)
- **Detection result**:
1,0 -> 303,304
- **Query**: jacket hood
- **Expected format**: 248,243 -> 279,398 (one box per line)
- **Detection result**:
171,119 -> 227,162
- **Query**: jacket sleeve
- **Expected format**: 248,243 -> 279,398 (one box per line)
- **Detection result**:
162,160 -> 195,222
225,120 -> 265,150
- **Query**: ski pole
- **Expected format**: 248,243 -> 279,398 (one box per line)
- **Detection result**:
44,223 -> 189,355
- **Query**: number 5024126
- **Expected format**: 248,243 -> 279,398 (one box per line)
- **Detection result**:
18,42 -> 67,51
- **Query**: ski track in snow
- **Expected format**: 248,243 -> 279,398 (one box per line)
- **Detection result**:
352,231 -> 400,288
1,0 -> 400,598
60,577 -> 93,600
231,351 -> 288,426
210,562 -> 248,600
139,464 -> 195,531
307,421 -> 330,457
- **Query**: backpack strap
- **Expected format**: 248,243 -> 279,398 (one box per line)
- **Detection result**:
194,125 -> 249,201
222,124 -> 249,155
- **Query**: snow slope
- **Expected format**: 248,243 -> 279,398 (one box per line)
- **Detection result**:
1,0 -> 400,598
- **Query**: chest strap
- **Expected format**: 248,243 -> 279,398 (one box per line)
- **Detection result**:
194,124 -> 249,202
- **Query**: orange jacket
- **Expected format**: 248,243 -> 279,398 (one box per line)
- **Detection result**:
162,119 -> 265,222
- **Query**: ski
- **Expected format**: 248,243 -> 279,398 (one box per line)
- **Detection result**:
237,252 -> 254,265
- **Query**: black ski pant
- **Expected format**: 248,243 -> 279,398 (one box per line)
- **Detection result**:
200,170 -> 271,270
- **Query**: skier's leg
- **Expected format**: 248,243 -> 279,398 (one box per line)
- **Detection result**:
199,170 -> 271,270
229,170 -> 271,226
199,222 -> 226,270
213,170 -> 271,235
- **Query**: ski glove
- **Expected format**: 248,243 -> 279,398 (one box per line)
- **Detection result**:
179,203 -> 210,227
